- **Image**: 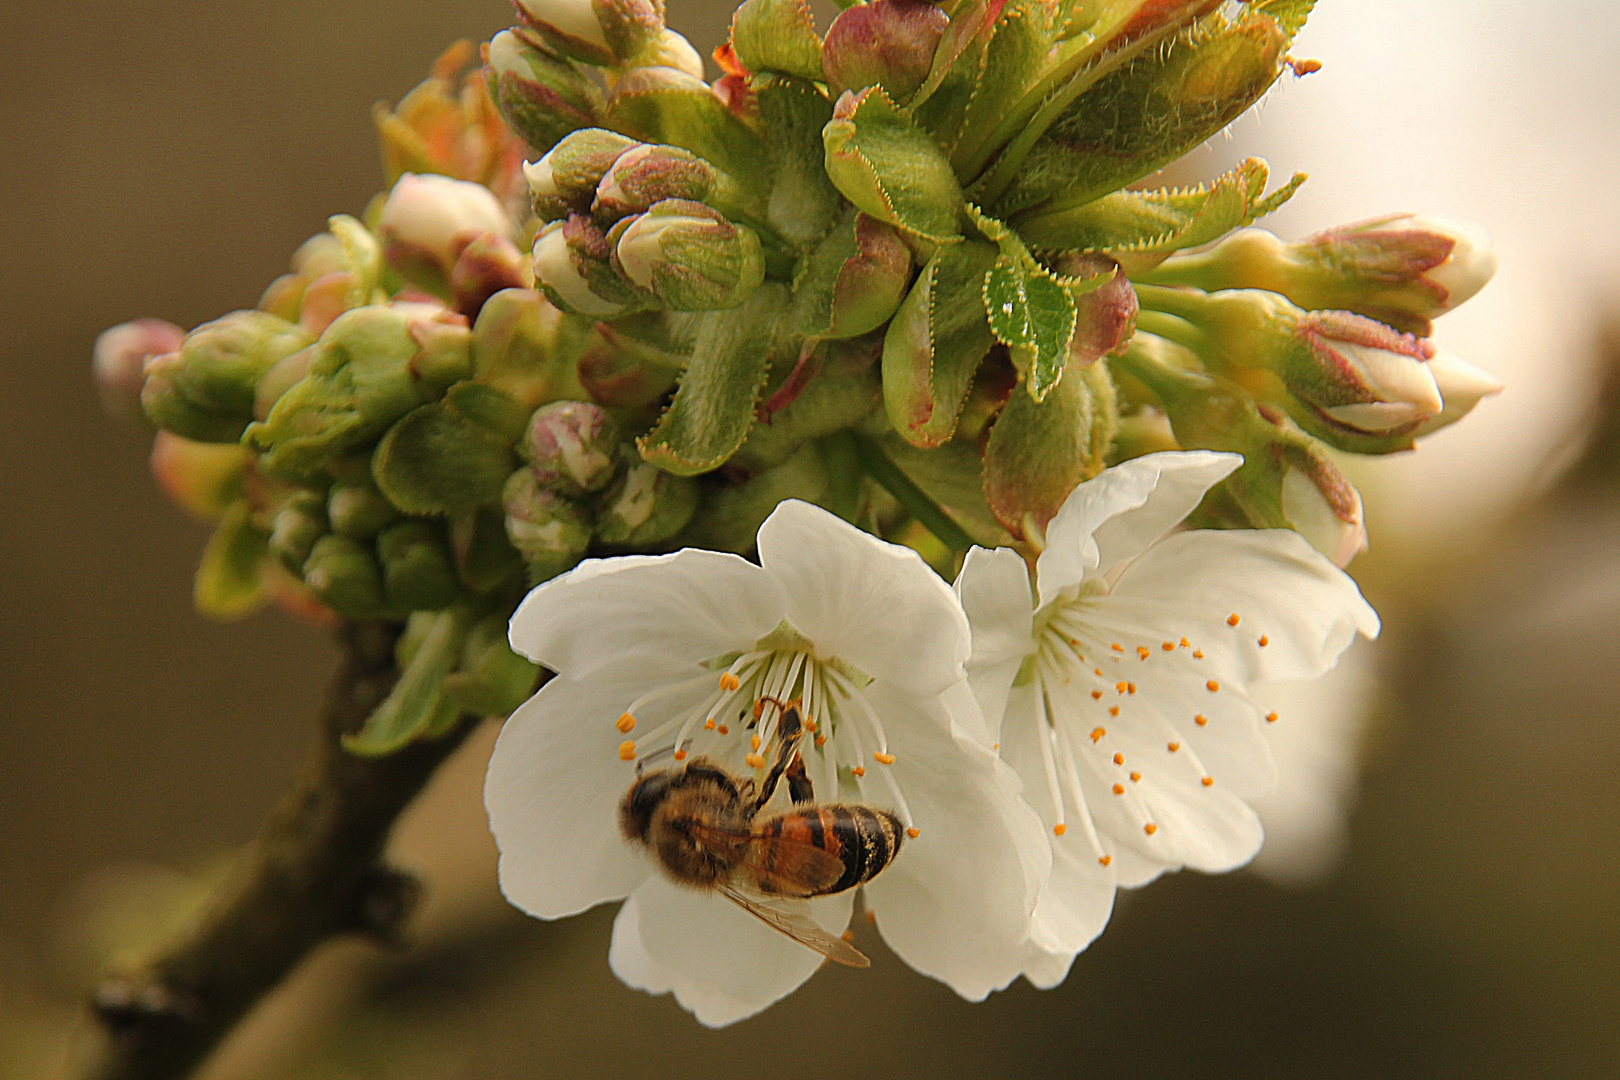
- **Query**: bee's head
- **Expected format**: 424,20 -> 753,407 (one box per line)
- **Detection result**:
618,767 -> 679,844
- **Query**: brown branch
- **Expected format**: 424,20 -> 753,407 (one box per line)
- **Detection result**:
66,619 -> 482,1080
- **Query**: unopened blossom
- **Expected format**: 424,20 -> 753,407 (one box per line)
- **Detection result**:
955,451 -> 1379,985
486,500 -> 1048,1026
377,173 -> 513,289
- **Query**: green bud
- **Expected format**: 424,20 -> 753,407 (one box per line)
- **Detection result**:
269,491 -> 329,573
796,210 -> 913,340
594,142 -> 744,223
483,29 -> 604,154
594,459 -> 699,546
472,287 -> 590,409
303,533 -> 385,617
526,128 -> 640,222
376,520 -> 461,611
615,199 -> 764,311
532,217 -> 637,317
522,401 -> 622,496
142,311 -> 312,442
450,232 -> 532,319
150,431 -> 248,521
246,303 -> 473,477
93,318 -> 184,427
503,468 -> 593,580
449,505 -> 527,593
575,319 -> 683,409
821,0 -> 948,104
327,481 -> 400,538
513,0 -> 617,67
253,346 -> 314,420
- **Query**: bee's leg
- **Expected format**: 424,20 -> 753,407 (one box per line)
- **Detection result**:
748,706 -> 805,815
785,751 -> 815,805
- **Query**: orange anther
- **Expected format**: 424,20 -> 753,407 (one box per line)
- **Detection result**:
750,734 -> 762,751
1130,771 -> 1141,782
874,751 -> 896,765
1163,641 -> 1176,652
1193,649 -> 1204,659
1168,741 -> 1181,752
1092,690 -> 1103,700
1090,727 -> 1107,743
1266,711 -> 1279,724
1127,682 -> 1137,695
615,713 -> 636,733
1109,706 -> 1120,717
618,740 -> 637,761
1113,753 -> 1125,766
1098,855 -> 1113,867
906,827 -> 920,839
1094,668 -> 1105,678
703,718 -> 716,730
1116,681 -> 1130,694
1227,613 -> 1241,627
1258,635 -> 1270,647
842,929 -> 856,943
719,672 -> 741,691
673,749 -> 688,761
852,764 -> 866,777
1179,637 -> 1191,648
1112,783 -> 1125,795
1053,823 -> 1067,836
1137,646 -> 1152,660
1201,777 -> 1214,787
803,717 -> 817,731
1195,714 -> 1208,726
866,909 -> 878,924
1144,823 -> 1158,835
815,732 -> 828,746
717,724 -> 730,735
745,752 -> 766,768
1289,57 -> 1323,76
1206,680 -> 1220,693
1111,643 -> 1125,653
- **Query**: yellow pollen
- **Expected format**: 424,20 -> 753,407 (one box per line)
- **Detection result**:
1094,668 -> 1105,678
703,718 -> 716,731
1113,753 -> 1125,765
1090,727 -> 1106,743
1098,854 -> 1112,867
1068,637 -> 1081,647
1130,771 -> 1141,782
1258,635 -> 1270,647
1144,823 -> 1158,835
1137,646 -> 1151,660
745,752 -> 766,768
717,724 -> 730,735
673,749 -> 687,761
993,742 -> 1000,750
852,764 -> 866,777
1206,679 -> 1220,693
1266,711 -> 1279,723
1109,706 -> 1120,717
841,930 -> 856,943
719,672 -> 740,691
1201,776 -> 1214,787
1116,681 -> 1130,694
1092,690 -> 1104,700
617,740 -> 637,761
907,827 -> 921,839
874,751 -> 896,765
1127,682 -> 1137,695
1180,637 -> 1191,648
752,700 -> 765,721
804,717 -> 817,731
1193,649 -> 1205,659
1168,741 -> 1181,752
1112,783 -> 1125,795
1195,714 -> 1208,726
615,713 -> 636,733
815,733 -> 827,747
1162,641 -> 1176,652
1053,823 -> 1067,836
1227,613 -> 1241,627
750,734 -> 762,751
1111,643 -> 1125,653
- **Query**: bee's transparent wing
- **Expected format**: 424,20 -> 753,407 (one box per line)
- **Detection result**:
717,883 -> 870,968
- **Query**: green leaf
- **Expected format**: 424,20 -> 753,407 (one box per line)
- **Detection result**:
908,0 -> 998,150
754,75 -> 844,247
731,0 -> 825,81
983,256 -> 1078,402
881,239 -> 998,447
638,283 -> 790,475
1254,0 -> 1319,36
882,436 -> 1013,548
983,358 -> 1116,540
371,382 -> 523,515
442,615 -> 541,717
343,606 -> 472,757
950,0 -> 1059,178
194,500 -> 269,620
822,86 -> 964,243
604,67 -> 770,181
1014,156 -> 1305,255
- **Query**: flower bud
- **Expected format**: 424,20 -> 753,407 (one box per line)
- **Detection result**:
503,468 -> 594,580
327,481 -> 400,539
1280,450 -> 1367,569
522,401 -> 622,496
533,217 -> 637,316
615,199 -> 764,311
150,431 -> 248,520
253,346 -> 314,420
269,492 -> 329,573
142,312 -> 313,443
526,128 -> 640,222
594,143 -> 743,223
450,231 -> 532,318
93,319 -> 184,427
636,29 -> 707,79
1143,215 -> 1498,336
302,533 -> 385,617
377,173 -> 513,296
574,320 -> 683,409
594,459 -> 698,546
1412,346 -> 1505,439
514,0 -> 616,67
377,520 -> 461,611
483,29 -> 604,154
471,288 -> 590,409
821,0 -> 949,104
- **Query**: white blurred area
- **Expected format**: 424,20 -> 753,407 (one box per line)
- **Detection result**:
1214,0 -> 1620,549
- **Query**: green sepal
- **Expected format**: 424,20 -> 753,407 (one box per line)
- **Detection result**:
442,614 -> 542,717
603,67 -> 769,183
735,336 -> 884,471
754,75 -> 844,248
730,0 -> 825,81
822,86 -> 964,244
302,533 -> 386,617
473,288 -> 590,411
983,359 -> 1116,540
1014,156 -> 1304,257
949,0 -> 1059,178
372,382 -> 525,515
909,0 -> 998,152
194,500 -> 269,620
342,606 -> 473,758
638,283 -> 790,475
792,207 -> 913,341
449,505 -> 527,595
881,239 -> 998,447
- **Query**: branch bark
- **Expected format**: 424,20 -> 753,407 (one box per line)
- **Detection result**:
67,619 -> 481,1080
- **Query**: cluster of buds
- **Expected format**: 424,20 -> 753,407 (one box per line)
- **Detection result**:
97,0 -> 1504,755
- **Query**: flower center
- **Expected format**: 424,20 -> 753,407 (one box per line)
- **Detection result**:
607,625 -> 916,831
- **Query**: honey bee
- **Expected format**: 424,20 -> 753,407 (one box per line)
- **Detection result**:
618,703 -> 904,967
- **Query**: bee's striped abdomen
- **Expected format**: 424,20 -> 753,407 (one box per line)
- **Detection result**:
817,804 -> 903,895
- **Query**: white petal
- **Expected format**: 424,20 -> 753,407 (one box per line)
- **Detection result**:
1030,837 -> 1117,957
863,682 -> 1051,1000
1018,944 -> 1079,990
1102,529 -> 1380,685
507,549 -> 786,678
484,675 -> 652,919
757,500 -> 970,697
616,874 -> 853,1027
956,546 -> 1038,743
1037,451 -> 1242,605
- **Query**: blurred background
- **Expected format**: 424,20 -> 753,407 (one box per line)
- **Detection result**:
3,0 -> 1618,1076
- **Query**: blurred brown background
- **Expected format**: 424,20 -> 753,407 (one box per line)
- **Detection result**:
3,1 -> 1618,1077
